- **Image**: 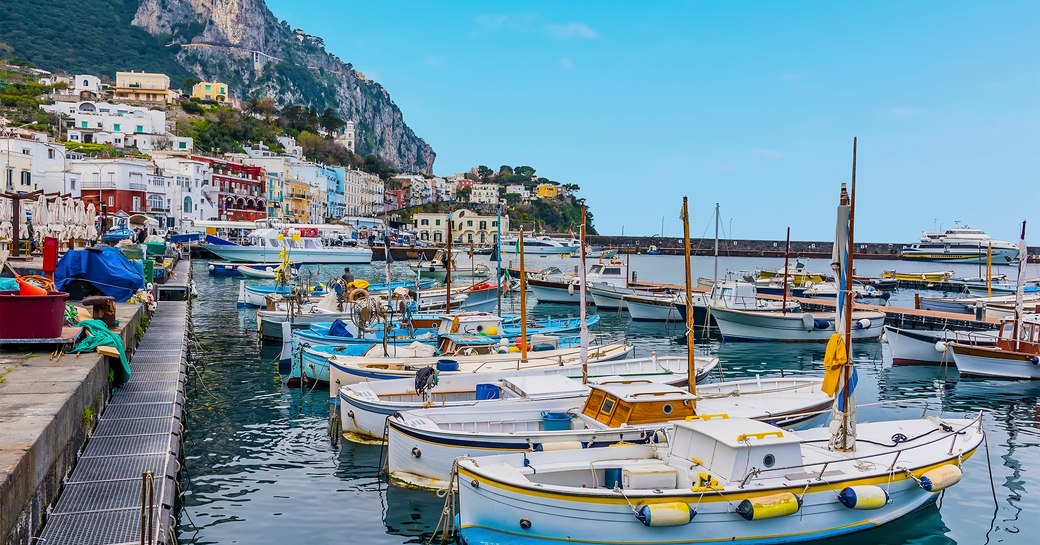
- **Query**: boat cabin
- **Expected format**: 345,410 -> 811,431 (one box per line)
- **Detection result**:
581,382 -> 697,427
247,228 -> 326,250
997,315 -> 1040,354
666,416 -> 802,483
586,260 -> 628,287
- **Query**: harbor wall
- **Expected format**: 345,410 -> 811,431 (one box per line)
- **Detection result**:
0,305 -> 143,545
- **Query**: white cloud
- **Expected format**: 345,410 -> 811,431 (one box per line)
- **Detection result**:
751,148 -> 786,160
558,58 -> 574,70
547,22 -> 598,40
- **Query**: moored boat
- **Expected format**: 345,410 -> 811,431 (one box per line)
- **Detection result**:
884,325 -> 998,366
624,292 -> 681,322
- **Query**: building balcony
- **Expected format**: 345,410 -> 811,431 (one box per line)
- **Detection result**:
80,180 -> 117,189
129,182 -> 147,190
149,206 -> 170,212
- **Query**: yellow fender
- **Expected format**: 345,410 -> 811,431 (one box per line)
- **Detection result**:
736,492 -> 801,520
635,502 -> 696,527
920,465 -> 962,492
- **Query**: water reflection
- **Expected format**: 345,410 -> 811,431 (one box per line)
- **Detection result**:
179,259 -> 1039,545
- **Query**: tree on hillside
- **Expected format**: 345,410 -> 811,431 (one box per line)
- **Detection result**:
498,165 -> 513,177
319,107 -> 345,136
183,77 -> 201,93
476,165 -> 493,181
514,165 -> 535,177
245,97 -> 278,121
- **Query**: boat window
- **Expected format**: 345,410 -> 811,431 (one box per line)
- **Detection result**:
721,287 -> 734,298
600,397 -> 615,414
662,403 -> 673,415
589,265 -> 602,274
603,267 -> 622,275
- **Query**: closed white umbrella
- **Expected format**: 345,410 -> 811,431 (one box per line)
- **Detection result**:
85,203 -> 98,241
0,196 -> 12,241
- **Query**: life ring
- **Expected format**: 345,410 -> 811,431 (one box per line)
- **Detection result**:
348,288 -> 369,303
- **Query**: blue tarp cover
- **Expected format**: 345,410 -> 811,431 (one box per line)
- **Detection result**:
55,247 -> 145,302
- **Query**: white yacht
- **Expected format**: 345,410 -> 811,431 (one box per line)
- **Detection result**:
203,228 -> 373,264
501,235 -> 578,255
901,225 -> 1018,264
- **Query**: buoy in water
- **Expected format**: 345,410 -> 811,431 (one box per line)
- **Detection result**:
736,492 -> 801,520
635,503 -> 696,527
919,465 -> 962,492
838,485 -> 889,510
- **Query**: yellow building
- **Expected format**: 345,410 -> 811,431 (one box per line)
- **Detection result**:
114,71 -> 172,104
191,81 -> 228,102
284,179 -> 313,223
535,183 -> 559,199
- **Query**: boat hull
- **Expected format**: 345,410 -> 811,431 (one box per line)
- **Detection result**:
901,246 -> 1018,264
624,296 -> 680,321
884,326 -> 996,365
204,244 -> 373,264
950,344 -> 1040,379
711,308 -> 885,342
528,279 -> 582,304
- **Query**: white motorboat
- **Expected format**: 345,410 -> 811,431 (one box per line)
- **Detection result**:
457,413 -> 983,544
528,260 -> 629,304
388,377 -> 834,489
338,354 -> 721,441
237,264 -> 286,279
710,306 -> 885,342
624,291 -> 681,322
901,224 -> 1019,264
675,280 -> 799,328
203,227 -> 372,264
884,325 -> 998,366
501,235 -> 577,255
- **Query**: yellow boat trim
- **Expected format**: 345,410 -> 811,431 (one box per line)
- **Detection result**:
459,446 -> 978,505
460,518 -> 879,544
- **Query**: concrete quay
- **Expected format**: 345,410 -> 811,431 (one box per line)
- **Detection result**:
0,304 -> 144,545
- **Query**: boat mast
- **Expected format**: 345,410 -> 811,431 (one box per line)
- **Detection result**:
445,212 -> 452,313
834,138 -> 858,452
579,206 -> 589,384
681,196 -> 696,402
496,200 -> 503,316
519,228 -> 528,362
986,242 -> 992,298
782,227 -> 791,316
713,203 -> 719,285
1013,221 -> 1027,351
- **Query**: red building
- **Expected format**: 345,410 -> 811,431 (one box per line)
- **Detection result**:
192,156 -> 267,221
384,189 -> 406,211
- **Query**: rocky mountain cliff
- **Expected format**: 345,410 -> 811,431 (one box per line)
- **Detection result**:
0,0 -> 435,173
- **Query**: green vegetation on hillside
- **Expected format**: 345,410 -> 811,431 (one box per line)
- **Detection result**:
0,0 -> 190,83
180,100 -> 396,178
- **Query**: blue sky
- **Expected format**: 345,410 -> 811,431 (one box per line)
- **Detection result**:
267,1 -> 1039,243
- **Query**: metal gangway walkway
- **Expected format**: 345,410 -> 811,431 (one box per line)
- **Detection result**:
39,300 -> 189,545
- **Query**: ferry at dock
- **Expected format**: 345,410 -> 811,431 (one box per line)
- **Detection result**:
901,225 -> 1018,264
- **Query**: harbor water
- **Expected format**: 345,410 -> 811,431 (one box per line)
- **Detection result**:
178,255 -> 1039,545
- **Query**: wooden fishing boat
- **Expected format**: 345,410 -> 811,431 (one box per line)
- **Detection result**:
339,355 -> 721,442
884,325 -> 998,366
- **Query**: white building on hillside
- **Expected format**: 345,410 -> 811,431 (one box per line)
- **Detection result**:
411,208 -> 508,245
469,183 -> 500,205
344,168 -> 383,216
42,101 -> 192,151
0,130 -> 75,195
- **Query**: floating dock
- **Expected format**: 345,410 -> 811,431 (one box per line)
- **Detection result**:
35,299 -> 189,545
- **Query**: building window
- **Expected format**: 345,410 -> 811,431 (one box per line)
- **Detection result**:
133,196 -> 141,211
113,124 -> 120,132
178,142 -> 186,149
420,219 -> 429,226
107,196 -> 114,206
81,121 -> 88,128
135,125 -> 143,133
479,221 -> 487,230
467,220 -> 473,227
435,219 -> 441,226
20,171 -> 31,185
47,148 -> 55,159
